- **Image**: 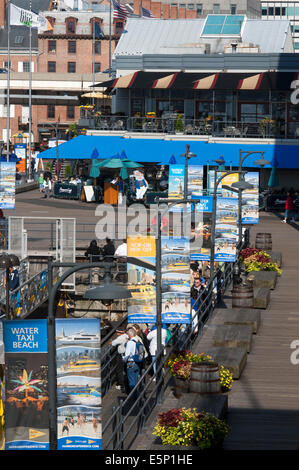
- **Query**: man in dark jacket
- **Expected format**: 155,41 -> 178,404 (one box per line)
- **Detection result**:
102,237 -> 115,262
85,239 -> 101,262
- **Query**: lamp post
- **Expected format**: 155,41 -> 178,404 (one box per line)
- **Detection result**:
0,253 -> 20,319
47,259 -> 131,450
209,158 -> 247,280
40,121 -> 60,180
180,144 -> 196,199
236,150 -> 271,254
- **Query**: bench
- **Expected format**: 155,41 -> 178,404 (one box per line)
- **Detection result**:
253,287 -> 271,309
211,325 -> 253,353
210,308 -> 261,334
247,271 -> 277,290
203,346 -> 248,379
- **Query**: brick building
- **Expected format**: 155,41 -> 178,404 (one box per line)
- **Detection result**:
133,0 -> 261,18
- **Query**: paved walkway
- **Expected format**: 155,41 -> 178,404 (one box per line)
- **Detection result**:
133,211 -> 299,451
223,211 -> 299,450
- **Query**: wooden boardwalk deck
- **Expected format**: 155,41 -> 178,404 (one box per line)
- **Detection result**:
222,211 -> 299,450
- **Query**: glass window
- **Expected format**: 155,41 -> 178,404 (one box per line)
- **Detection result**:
187,4 -> 194,9
47,104 -> 55,119
268,7 -> 274,15
197,3 -> 202,17
230,4 -> 236,15
68,40 -> 76,53
179,4 -> 186,8
48,61 -> 56,73
68,62 -> 76,73
67,106 -> 75,119
213,4 -> 220,14
94,40 -> 101,54
262,8 -> 267,16
23,61 -> 30,72
48,40 -> 56,52
94,62 -> 101,73
67,20 -> 75,34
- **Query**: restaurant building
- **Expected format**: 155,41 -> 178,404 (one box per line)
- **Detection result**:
97,15 -> 299,139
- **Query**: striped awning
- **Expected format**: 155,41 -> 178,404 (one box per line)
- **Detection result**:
111,71 -> 139,88
96,71 -> 299,91
152,73 -> 178,89
237,73 -> 264,90
193,73 -> 219,90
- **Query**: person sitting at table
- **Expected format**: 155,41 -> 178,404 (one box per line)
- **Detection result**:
69,177 -> 76,184
102,237 -> 115,262
74,176 -> 82,185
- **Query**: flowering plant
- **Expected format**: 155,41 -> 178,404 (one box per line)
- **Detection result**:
146,111 -> 156,118
153,407 -> 229,448
166,350 -> 212,380
240,248 -> 281,275
219,366 -> 233,392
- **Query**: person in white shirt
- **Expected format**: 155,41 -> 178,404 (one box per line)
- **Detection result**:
147,325 -> 167,375
109,329 -> 128,391
122,328 -> 140,395
115,241 -> 127,259
43,177 -> 52,198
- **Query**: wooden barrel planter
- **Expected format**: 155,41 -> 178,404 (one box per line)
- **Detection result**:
174,377 -> 190,398
232,282 -> 254,308
189,362 -> 221,395
255,233 -> 272,250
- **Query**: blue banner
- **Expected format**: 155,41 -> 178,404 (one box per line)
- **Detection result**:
3,320 -> 49,450
55,318 -> 102,451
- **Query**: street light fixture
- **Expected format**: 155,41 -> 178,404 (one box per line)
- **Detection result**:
180,144 -> 196,199
47,259 -> 131,449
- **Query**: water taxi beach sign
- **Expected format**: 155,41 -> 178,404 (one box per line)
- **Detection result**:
3,320 -> 49,450
3,320 -> 48,353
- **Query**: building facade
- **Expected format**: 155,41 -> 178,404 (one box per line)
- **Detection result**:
133,0 -> 261,18
261,1 -> 299,51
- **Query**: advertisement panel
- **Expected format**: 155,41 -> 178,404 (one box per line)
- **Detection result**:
127,236 -> 156,324
55,318 -> 102,451
242,172 -> 259,224
0,162 -> 16,209
188,165 -> 203,197
215,197 -> 238,262
190,196 -> 212,261
161,236 -> 191,324
3,319 -> 49,450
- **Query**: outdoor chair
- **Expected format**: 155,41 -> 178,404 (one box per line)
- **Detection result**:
113,120 -> 124,130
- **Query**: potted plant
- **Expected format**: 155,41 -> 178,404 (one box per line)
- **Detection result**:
166,350 -> 233,397
259,117 -> 275,137
65,165 -> 72,181
153,407 -> 229,449
175,113 -> 184,133
240,248 -> 282,275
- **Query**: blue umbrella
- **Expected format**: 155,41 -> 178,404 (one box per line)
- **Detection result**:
169,154 -> 177,164
90,147 -> 100,159
268,155 -> 279,188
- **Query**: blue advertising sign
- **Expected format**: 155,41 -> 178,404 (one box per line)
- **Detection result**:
242,172 -> 259,225
55,318 -> 102,451
161,236 -> 191,324
3,320 -> 49,450
0,162 -> 16,209
3,320 -> 48,353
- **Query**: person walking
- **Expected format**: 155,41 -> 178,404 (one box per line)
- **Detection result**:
38,173 -> 44,192
43,177 -> 52,198
132,324 -> 149,373
122,328 -> 141,397
282,191 -> 295,223
147,325 -> 167,377
109,329 -> 128,392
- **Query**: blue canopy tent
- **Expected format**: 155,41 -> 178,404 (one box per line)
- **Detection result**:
39,134 -> 299,169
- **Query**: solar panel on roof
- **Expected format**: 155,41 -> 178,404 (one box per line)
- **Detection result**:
202,14 -> 244,36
